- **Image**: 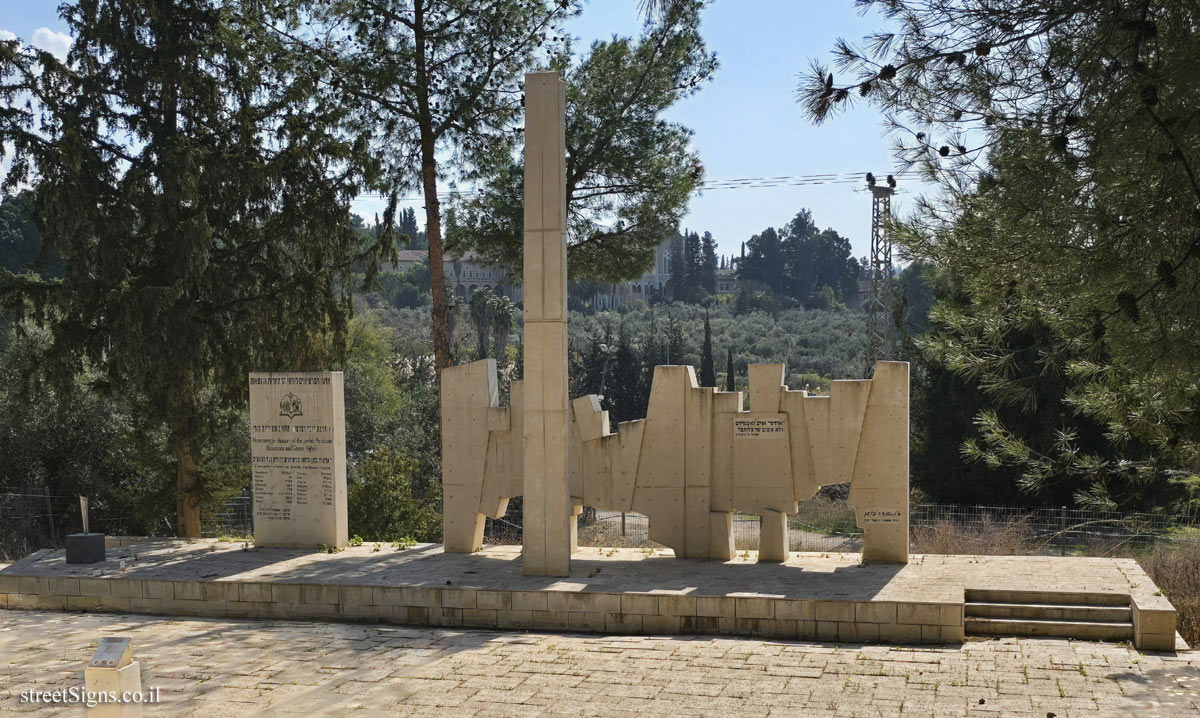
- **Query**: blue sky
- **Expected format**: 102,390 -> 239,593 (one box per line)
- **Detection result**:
1,2 -> 920,261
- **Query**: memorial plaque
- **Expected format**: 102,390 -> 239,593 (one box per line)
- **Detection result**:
90,637 -> 133,669
861,509 -> 904,524
731,412 -> 795,513
733,416 -> 788,439
249,371 -> 348,548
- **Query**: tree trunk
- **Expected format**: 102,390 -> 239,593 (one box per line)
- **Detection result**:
424,145 -> 451,379
414,0 -> 452,388
173,428 -> 202,538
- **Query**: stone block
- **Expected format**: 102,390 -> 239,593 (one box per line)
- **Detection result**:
532,610 -> 569,630
621,593 -> 659,615
680,616 -> 720,634
78,578 -> 112,597
49,577 -> 81,596
855,601 -> 897,624
130,598 -> 162,615
65,533 -> 106,564
709,512 -> 734,561
463,609 -> 498,628
758,510 -> 789,563
8,593 -> 39,609
400,587 -> 442,608
373,586 -> 404,607
774,599 -> 814,621
897,602 -> 940,625
1137,633 -> 1176,652
567,612 -> 605,632
815,600 -> 854,623
697,596 -> 735,618
512,591 -> 549,612
878,622 -> 923,645
545,591 -> 570,612
339,585 -> 375,606
497,609 -> 534,629
476,590 -> 512,611
301,584 -> 339,605
606,613 -> 643,634
204,582 -> 239,602
174,581 -> 206,601
567,592 -> 619,614
223,601 -> 257,618
921,624 -> 947,644
0,575 -> 20,594
37,594 -> 69,610
1135,607 -> 1176,636
440,589 -> 477,609
428,607 -> 462,627
838,621 -> 879,643
758,619 -> 798,640
658,595 -> 697,617
109,581 -> 143,599
796,620 -> 816,639
719,617 -> 756,635
143,582 -> 173,600
340,603 -> 390,622
735,597 -> 774,619
939,603 -> 964,626
642,615 -> 681,634
940,623 -> 965,642
816,621 -> 838,641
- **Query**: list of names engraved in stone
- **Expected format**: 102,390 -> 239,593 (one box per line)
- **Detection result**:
249,375 -> 335,525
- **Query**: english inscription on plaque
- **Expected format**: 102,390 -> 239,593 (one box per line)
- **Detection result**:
249,371 -> 348,548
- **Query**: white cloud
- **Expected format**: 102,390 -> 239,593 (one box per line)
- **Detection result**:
0,30 -> 17,42
32,27 -> 72,60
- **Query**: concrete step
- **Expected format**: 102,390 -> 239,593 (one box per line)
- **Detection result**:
965,602 -> 1131,623
964,588 -> 1129,607
966,616 -> 1133,641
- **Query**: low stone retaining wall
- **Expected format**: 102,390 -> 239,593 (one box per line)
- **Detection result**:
0,574 -> 965,644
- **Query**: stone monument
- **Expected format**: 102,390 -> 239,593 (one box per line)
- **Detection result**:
520,71 -> 573,576
248,371 -> 348,548
440,71 -> 911,572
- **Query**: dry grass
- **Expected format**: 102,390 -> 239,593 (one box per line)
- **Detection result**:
1138,542 -> 1200,647
911,516 -> 1045,556
577,519 -> 664,549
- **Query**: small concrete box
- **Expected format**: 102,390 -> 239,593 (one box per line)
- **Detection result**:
65,532 -> 106,564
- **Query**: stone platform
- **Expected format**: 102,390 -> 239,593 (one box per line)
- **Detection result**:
0,540 -> 1180,650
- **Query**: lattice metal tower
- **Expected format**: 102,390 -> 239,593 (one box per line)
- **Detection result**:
864,174 -> 896,375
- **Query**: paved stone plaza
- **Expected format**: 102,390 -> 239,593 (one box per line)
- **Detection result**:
0,609 -> 1197,717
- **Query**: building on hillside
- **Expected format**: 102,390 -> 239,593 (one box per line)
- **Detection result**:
388,249 -> 523,301
388,237 -> 739,308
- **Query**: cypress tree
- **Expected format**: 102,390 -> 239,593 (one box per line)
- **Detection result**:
725,347 -> 736,392
699,311 -> 715,386
0,0 -> 391,536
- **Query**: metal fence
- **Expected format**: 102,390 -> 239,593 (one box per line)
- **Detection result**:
575,504 -> 1200,557
7,489 -> 1200,561
0,489 -> 255,560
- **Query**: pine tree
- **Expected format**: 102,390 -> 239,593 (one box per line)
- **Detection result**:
446,2 -> 716,283
699,311 -> 715,386
304,0 -> 580,381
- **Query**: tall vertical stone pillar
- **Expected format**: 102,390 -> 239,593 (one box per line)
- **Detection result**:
522,72 -> 572,576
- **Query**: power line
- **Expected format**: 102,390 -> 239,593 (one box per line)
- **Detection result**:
350,170 -> 921,203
